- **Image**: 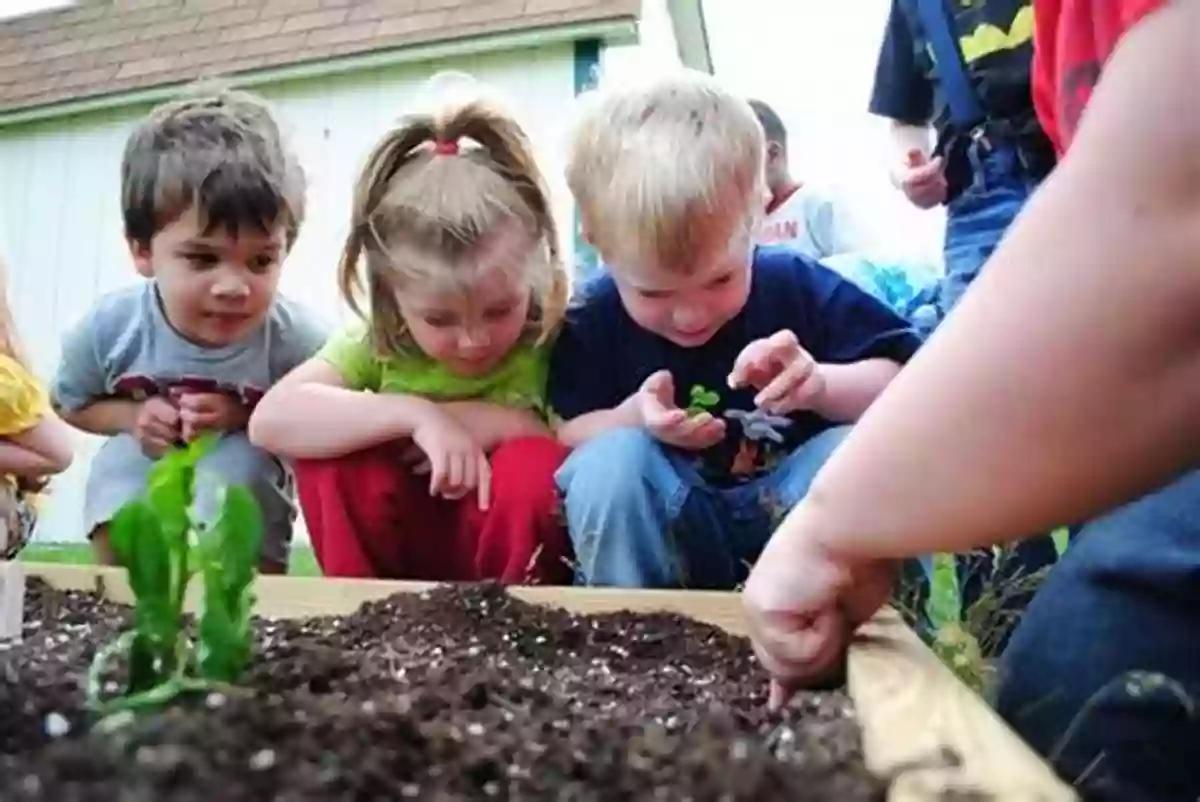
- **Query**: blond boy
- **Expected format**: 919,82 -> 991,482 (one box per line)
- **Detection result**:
550,70 -> 922,589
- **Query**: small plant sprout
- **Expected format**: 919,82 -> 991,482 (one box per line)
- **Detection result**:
87,434 -> 264,717
685,385 -> 721,417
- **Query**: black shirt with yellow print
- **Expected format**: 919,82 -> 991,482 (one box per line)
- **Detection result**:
869,0 -> 1055,201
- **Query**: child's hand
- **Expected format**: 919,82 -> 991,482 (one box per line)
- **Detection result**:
16,474 -> 50,494
175,392 -> 250,442
637,370 -> 726,451
742,505 -> 895,709
411,408 -> 491,511
132,397 -> 181,459
728,330 -> 825,415
399,440 -> 431,475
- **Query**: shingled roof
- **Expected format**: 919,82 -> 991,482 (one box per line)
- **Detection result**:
0,0 -> 642,116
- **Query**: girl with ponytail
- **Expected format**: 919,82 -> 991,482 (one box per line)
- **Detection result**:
250,76 -> 572,583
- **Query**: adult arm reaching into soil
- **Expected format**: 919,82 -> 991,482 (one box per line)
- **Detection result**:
743,1 -> 1200,694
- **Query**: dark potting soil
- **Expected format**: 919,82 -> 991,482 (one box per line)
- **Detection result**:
0,578 -> 892,802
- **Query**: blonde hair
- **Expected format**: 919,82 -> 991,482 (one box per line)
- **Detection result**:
339,84 -> 568,356
566,69 -> 766,273
0,258 -> 27,366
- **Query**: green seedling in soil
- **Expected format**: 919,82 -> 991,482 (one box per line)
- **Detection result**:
685,384 -> 720,417
86,434 -> 263,718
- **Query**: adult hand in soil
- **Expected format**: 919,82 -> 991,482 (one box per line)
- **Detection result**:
742,506 -> 895,710
411,407 -> 491,511
637,370 -> 726,451
132,397 -> 182,459
176,392 -> 249,442
893,149 -> 948,210
728,330 -> 824,416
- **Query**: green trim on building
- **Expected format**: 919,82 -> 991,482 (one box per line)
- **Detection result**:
572,37 -> 602,281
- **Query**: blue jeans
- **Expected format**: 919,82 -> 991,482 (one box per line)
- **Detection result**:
555,426 -> 850,589
995,469 -> 1200,802
908,145 -> 1061,647
938,144 -> 1040,319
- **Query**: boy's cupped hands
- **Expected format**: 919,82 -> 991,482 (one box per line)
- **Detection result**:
636,370 -> 726,451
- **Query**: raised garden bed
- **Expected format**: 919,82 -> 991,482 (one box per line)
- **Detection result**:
1,563 -> 1075,802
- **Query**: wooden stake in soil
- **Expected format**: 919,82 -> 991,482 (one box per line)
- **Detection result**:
0,560 -> 24,641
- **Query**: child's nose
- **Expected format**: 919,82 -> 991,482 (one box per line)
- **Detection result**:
212,271 -> 250,298
672,305 -> 704,328
458,327 -> 489,349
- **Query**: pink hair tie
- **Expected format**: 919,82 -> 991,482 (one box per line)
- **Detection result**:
432,139 -> 459,156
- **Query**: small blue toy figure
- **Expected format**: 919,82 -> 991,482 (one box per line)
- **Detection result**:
724,408 -> 793,443
722,408 -> 794,478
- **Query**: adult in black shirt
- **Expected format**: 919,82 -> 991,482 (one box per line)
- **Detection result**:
870,0 -> 1054,327
869,0 -> 1060,648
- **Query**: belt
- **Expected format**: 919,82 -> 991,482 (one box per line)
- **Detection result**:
963,121 -> 1054,179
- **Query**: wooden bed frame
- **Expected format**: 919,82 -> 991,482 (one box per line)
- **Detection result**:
21,563 -> 1077,802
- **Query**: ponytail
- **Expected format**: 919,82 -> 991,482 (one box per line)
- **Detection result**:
337,117 -> 437,351
338,78 -> 569,355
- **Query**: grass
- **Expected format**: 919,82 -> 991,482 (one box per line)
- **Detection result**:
20,542 -> 322,577
907,529 -> 1073,698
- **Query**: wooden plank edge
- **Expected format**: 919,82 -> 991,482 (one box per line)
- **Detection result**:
22,562 -> 1075,802
850,609 -> 1075,802
0,560 -> 24,642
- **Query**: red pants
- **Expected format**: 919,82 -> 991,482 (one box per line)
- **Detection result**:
294,436 -> 572,584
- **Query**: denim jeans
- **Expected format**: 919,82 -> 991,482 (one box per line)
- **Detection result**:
555,425 -> 850,589
995,469 -> 1200,802
938,144 -> 1041,319
908,145 -> 1061,648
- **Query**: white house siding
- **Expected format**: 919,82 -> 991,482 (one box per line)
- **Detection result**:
0,42 -> 578,544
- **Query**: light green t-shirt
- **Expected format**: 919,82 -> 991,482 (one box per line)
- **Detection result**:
319,324 -> 549,414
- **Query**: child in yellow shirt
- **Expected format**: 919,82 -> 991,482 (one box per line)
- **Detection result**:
0,257 -> 73,558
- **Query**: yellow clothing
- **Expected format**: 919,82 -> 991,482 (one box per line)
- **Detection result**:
0,354 -> 49,437
0,354 -> 48,558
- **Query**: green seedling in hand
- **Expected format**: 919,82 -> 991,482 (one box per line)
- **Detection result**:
87,433 -> 264,718
685,384 -> 721,417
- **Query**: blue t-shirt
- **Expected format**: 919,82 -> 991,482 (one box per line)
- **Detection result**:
549,246 -> 922,486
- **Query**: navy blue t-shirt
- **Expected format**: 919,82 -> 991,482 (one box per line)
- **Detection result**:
548,246 -> 922,486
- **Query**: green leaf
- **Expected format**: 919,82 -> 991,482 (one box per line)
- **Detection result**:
208,485 -> 262,596
145,436 -> 215,549
108,500 -> 171,601
197,485 -> 262,683
107,500 -> 182,692
685,384 -> 720,417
